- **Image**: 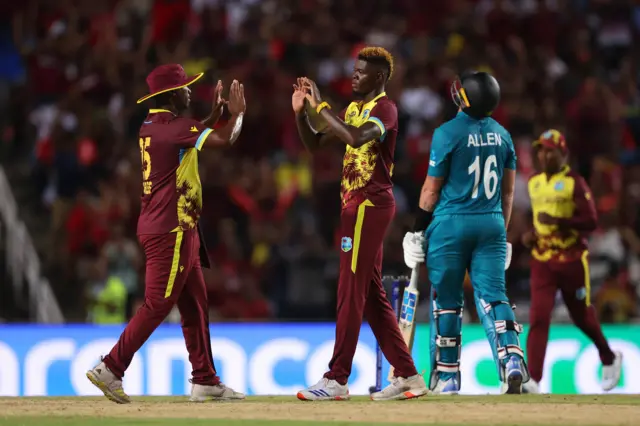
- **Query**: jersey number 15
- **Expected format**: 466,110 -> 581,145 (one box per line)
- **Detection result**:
468,155 -> 498,199
139,137 -> 152,195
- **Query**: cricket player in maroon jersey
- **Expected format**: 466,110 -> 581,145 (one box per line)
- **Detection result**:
292,47 -> 427,401
86,64 -> 247,403
522,129 -> 623,393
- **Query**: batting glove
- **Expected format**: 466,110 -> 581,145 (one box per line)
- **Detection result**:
403,231 -> 426,269
505,242 -> 512,270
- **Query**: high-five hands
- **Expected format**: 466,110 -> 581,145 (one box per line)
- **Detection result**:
292,77 -> 307,114
228,80 -> 246,115
292,77 -> 323,110
300,77 -> 323,109
212,80 -> 227,113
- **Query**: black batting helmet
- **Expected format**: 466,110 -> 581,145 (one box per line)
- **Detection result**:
450,71 -> 500,119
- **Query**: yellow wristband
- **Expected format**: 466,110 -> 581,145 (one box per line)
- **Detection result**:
316,101 -> 331,114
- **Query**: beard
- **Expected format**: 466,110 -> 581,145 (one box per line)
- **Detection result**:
543,160 -> 562,175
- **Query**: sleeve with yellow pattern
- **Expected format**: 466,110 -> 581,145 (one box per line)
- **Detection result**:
174,118 -> 214,150
366,101 -> 397,142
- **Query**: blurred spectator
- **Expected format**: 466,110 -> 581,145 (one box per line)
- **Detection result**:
85,257 -> 128,324
100,222 -> 141,313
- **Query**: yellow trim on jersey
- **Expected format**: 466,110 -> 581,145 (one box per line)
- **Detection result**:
345,92 -> 387,125
531,249 -> 553,262
528,166 -> 576,255
176,148 -> 203,230
580,250 -> 591,306
149,109 -> 174,114
137,73 -> 205,104
196,128 -> 213,150
351,199 -> 374,273
341,92 -> 389,197
348,92 -> 387,115
165,231 -> 184,298
370,92 -> 387,104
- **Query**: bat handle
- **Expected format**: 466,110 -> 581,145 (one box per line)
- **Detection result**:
408,266 -> 419,291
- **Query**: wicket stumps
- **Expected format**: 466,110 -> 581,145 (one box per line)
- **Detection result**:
369,275 -> 406,394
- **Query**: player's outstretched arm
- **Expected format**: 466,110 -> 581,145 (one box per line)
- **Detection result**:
201,80 -> 227,128
292,79 -> 340,151
302,78 -> 380,148
203,80 -> 245,147
502,168 -> 516,229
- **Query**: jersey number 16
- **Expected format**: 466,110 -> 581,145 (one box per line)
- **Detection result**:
468,155 -> 498,199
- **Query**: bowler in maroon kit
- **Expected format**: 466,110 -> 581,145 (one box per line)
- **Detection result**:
293,47 -> 426,401
86,64 -> 247,403
522,129 -> 623,393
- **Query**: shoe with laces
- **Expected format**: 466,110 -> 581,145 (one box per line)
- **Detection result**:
86,359 -> 130,404
190,381 -> 246,402
370,374 -> 428,401
296,378 -> 349,401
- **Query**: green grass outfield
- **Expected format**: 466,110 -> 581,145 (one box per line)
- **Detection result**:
1,395 -> 639,426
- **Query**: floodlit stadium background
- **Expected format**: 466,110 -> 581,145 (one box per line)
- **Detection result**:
0,0 -> 638,396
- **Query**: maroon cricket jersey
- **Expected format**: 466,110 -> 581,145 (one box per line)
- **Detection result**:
137,109 -> 213,235
340,93 -> 398,208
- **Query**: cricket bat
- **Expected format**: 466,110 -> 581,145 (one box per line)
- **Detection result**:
388,267 -> 419,381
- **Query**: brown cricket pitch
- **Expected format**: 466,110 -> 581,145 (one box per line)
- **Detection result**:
0,395 -> 638,426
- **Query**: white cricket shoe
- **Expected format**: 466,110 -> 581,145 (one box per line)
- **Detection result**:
602,351 -> 623,391
190,382 -> 246,402
297,378 -> 349,401
428,377 -> 460,395
370,374 -> 428,401
522,379 -> 540,394
86,360 -> 130,404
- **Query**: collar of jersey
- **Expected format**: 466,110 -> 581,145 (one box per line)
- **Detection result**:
357,92 -> 386,111
544,165 -> 570,181
557,165 -> 571,176
149,109 -> 176,115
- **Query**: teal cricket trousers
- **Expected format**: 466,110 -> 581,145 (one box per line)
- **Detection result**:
426,213 -> 517,382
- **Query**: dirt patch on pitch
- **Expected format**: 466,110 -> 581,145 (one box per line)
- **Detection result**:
1,397 -> 638,425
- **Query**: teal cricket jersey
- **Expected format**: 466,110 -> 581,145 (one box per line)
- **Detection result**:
428,111 -> 517,217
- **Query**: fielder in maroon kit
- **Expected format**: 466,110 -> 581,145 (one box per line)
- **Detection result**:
293,47 -> 427,401
522,129 -> 622,393
87,64 -> 246,403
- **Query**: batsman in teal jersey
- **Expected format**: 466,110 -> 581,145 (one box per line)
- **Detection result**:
402,71 -> 530,394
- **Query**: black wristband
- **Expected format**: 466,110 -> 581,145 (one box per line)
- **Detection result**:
413,209 -> 433,232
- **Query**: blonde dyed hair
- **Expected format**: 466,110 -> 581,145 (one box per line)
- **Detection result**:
357,46 -> 394,81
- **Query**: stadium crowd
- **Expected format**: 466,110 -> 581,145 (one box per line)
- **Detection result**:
1,0 -> 639,323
